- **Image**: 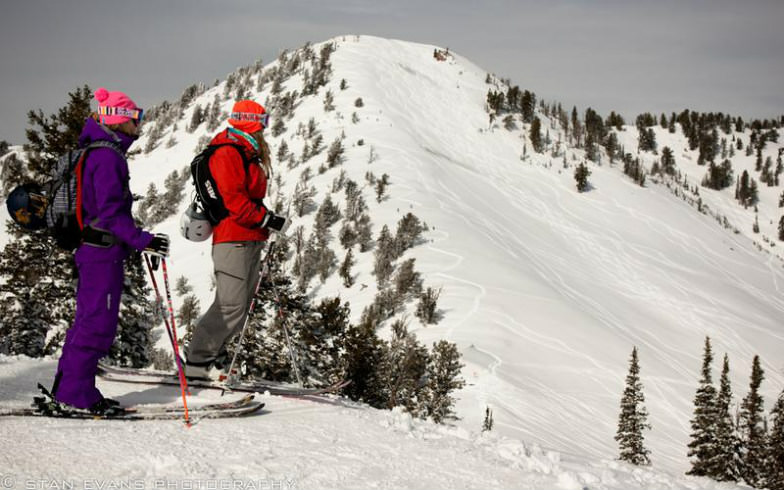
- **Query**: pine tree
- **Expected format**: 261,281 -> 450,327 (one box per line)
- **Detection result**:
375,173 -> 390,202
298,297 -> 350,385
767,390 -> 784,490
339,248 -> 355,288
416,287 -> 441,325
339,321 -> 387,407
482,406 -> 494,432
687,337 -> 719,476
356,214 -> 373,253
711,354 -> 743,481
206,93 -> 222,131
323,90 -> 335,112
574,162 -> 591,192
0,233 -> 75,356
421,340 -> 465,423
393,258 -> 423,306
175,276 -> 193,296
326,138 -> 345,168
521,90 -> 536,123
395,213 -> 425,252
530,117 -> 543,153
661,146 -> 676,176
739,355 -> 767,488
0,152 -> 26,195
615,346 -> 651,466
779,216 -> 784,242
177,295 -> 201,333
187,104 -> 204,133
374,225 -> 396,284
24,84 -> 93,180
382,320 -> 429,414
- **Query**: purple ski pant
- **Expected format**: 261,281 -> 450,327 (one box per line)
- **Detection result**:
53,259 -> 124,408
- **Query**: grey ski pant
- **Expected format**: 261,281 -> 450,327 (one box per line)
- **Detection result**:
186,241 -> 264,365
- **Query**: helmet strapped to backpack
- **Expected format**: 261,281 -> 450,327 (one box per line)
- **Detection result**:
6,183 -> 48,231
179,201 -> 213,242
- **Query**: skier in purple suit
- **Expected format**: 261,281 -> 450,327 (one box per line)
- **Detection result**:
51,87 -> 170,414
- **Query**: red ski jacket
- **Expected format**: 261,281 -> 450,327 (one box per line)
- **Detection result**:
208,129 -> 270,244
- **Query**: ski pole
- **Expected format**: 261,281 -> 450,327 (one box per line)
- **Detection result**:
224,240 -> 276,385
160,258 -> 191,424
144,254 -> 190,426
268,259 -> 304,387
144,255 -> 175,348
144,254 -> 188,390
269,199 -> 303,386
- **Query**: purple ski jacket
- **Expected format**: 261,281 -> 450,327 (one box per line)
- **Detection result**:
74,117 -> 153,263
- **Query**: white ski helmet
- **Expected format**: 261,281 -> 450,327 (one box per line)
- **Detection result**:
180,203 -> 213,242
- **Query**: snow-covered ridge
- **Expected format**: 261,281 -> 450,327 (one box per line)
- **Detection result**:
2,35 -> 782,488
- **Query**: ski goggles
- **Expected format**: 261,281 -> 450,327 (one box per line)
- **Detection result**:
230,111 -> 270,128
98,106 -> 145,124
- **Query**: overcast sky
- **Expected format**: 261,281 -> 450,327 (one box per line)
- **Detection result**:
1,0 -> 782,143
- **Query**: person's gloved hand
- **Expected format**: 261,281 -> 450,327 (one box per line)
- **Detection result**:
144,233 -> 170,257
260,211 -> 287,233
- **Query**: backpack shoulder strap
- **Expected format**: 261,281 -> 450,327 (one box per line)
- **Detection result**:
84,140 -> 125,156
207,143 -> 256,173
74,141 -> 125,230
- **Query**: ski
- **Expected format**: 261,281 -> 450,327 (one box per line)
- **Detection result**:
0,393 -> 264,420
97,362 -> 350,397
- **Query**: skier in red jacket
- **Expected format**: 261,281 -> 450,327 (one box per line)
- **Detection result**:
185,100 -> 285,379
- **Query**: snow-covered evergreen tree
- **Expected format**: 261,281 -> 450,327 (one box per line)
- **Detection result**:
415,287 -> 441,325
574,162 -> 591,192
339,320 -> 386,407
382,319 -> 428,414
374,225 -> 396,285
615,346 -> 651,466
339,248 -> 355,288
483,406 -> 494,432
298,296 -> 350,385
687,336 -> 718,476
421,340 -> 464,423
395,213 -> 425,252
739,355 -> 768,488
0,233 -> 75,356
711,353 -> 743,481
766,390 -> 784,490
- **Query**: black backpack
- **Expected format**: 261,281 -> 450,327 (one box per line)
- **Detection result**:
189,143 -> 255,225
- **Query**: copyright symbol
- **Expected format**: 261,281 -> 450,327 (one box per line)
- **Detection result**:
0,475 -> 14,488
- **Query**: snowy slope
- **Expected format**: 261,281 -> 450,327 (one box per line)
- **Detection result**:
0,356 -> 748,490
1,35 -> 783,488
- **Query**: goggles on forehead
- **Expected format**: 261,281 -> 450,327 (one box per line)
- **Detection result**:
230,111 -> 269,128
98,106 -> 145,123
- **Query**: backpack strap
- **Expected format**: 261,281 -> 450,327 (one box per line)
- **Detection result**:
207,143 -> 257,174
75,141 -> 125,230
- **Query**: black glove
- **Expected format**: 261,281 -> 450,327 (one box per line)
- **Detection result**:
261,211 -> 287,232
144,233 -> 170,258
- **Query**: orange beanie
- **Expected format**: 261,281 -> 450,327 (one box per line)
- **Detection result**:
228,100 -> 268,133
